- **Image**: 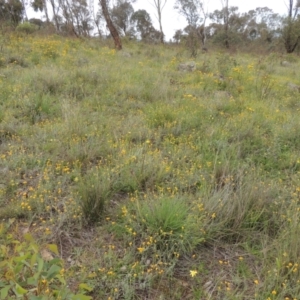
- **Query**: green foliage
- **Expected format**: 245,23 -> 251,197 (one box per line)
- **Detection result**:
16,22 -> 38,34
216,53 -> 238,76
31,0 -> 44,12
282,17 -> 300,53
138,196 -> 204,254
116,195 -> 205,265
141,197 -> 188,234
22,93 -> 59,124
146,105 -> 176,128
0,223 -> 91,299
77,171 -> 112,225
111,1 -> 135,37
204,170 -> 283,242
0,0 -> 24,25
184,28 -> 201,58
131,9 -> 160,42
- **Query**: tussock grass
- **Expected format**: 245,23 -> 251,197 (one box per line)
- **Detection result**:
1,34 -> 300,299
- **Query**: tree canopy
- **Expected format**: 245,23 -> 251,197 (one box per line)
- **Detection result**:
1,0 -> 300,53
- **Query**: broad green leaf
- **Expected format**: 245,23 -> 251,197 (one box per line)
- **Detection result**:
1,286 -> 11,299
33,272 -> 41,281
31,243 -> 39,253
48,258 -> 61,265
14,253 -> 30,262
78,283 -> 93,292
30,253 -> 37,267
55,274 -> 66,285
37,257 -> 44,273
22,260 -> 32,269
15,283 -> 27,295
46,264 -> 61,280
14,244 -> 22,253
47,244 -> 59,255
27,276 -> 37,285
13,263 -> 23,274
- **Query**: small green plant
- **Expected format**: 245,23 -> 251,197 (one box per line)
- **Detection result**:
0,223 -> 91,299
16,22 -> 38,34
22,94 -> 59,124
255,71 -> 274,100
198,60 -> 211,73
77,171 -> 112,225
146,105 -> 176,128
184,30 -> 201,58
216,53 -> 238,76
204,170 -> 282,243
132,196 -> 205,260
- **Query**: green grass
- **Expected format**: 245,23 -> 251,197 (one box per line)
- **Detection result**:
1,33 -> 300,299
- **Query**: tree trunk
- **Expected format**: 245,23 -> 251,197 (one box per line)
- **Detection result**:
285,30 -> 300,53
49,0 -> 60,31
153,0 -> 165,43
197,25 -> 206,47
21,0 -> 28,20
43,0 -> 50,23
224,0 -> 229,48
157,5 -> 164,43
100,0 -> 122,50
284,1 -> 300,53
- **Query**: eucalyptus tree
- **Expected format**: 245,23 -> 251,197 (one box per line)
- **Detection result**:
149,0 -> 167,43
208,1 -> 245,48
48,0 -> 60,31
0,0 -> 24,25
110,0 -> 135,37
52,0 -> 92,36
175,0 -> 209,44
70,0 -> 92,36
100,0 -> 122,49
209,5 -> 240,47
245,7 -> 281,43
32,0 -> 93,35
88,0 -> 104,37
31,0 -> 62,31
174,0 -> 209,55
131,9 -> 160,42
220,0 -> 229,47
282,0 -> 300,53
31,0 -> 49,22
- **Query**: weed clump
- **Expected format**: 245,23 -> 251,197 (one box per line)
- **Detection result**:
77,171 -> 112,225
116,195 -> 205,266
0,223 -> 91,299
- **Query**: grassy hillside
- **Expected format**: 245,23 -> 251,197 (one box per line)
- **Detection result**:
1,34 -> 300,299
